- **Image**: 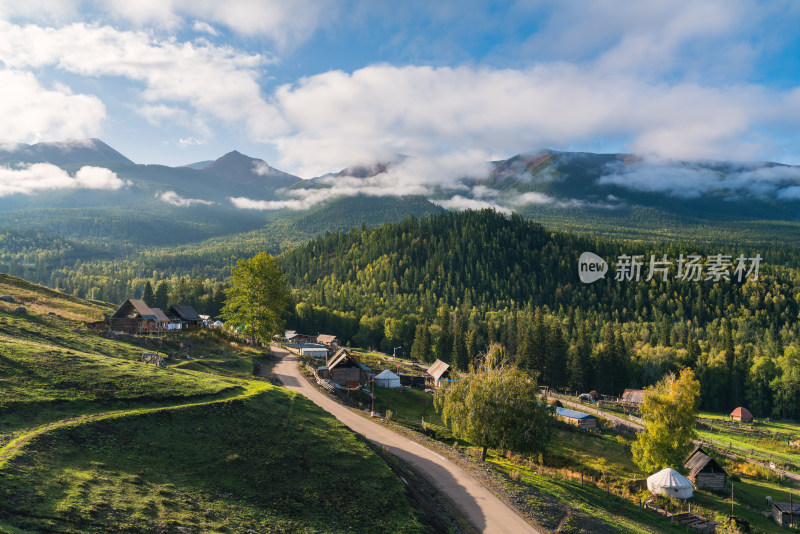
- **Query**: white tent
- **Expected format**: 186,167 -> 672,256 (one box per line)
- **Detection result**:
647,468 -> 693,499
373,369 -> 402,389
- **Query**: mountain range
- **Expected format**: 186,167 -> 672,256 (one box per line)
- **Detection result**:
2,138 -> 800,259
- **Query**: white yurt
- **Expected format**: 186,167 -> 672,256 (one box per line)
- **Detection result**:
373,369 -> 402,389
647,468 -> 694,499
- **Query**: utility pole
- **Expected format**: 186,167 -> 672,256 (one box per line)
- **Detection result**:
371,379 -> 375,416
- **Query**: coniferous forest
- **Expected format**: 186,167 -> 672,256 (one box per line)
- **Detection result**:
277,210 -> 800,419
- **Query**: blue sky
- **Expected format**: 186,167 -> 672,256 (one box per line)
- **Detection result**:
2,0 -> 800,177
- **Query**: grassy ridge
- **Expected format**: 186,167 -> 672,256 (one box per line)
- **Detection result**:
0,387 -> 426,533
0,273 -> 431,533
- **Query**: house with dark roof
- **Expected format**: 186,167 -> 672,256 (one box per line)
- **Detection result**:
425,359 -> 451,388
684,446 -> 727,491
772,500 -> 800,527
554,406 -> 599,430
319,347 -> 370,388
110,299 -> 161,334
168,305 -> 203,330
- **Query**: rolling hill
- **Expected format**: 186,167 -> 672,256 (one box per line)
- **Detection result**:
0,273 -> 432,533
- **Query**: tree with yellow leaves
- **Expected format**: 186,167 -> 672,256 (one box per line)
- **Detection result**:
631,368 -> 701,474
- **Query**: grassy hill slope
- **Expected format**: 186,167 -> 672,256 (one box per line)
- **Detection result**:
0,274 -> 431,533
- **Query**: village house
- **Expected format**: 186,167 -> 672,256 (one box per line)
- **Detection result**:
730,406 -> 754,423
316,334 -> 339,347
168,305 -> 203,330
684,446 -> 727,491
110,299 -> 162,334
318,347 -> 370,388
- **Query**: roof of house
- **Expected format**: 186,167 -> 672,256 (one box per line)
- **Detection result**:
427,359 -> 451,380
111,299 -> 156,320
730,406 -> 753,419
622,389 -> 646,404
317,334 -> 338,344
169,305 -> 202,321
150,307 -> 170,323
554,407 -> 599,420
684,446 -> 726,478
327,347 -> 369,371
773,502 -> 800,513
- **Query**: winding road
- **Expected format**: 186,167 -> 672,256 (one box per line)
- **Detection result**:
271,344 -> 541,534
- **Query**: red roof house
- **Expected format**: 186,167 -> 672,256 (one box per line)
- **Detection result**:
730,407 -> 753,423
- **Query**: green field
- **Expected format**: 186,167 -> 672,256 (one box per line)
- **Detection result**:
0,274 -> 433,533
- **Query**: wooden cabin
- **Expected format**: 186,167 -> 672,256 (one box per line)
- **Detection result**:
320,347 -> 370,388
426,359 -> 451,388
772,501 -> 800,527
316,334 -> 339,347
168,305 -> 203,330
621,388 -> 645,409
684,446 -> 727,491
554,406 -> 599,430
110,299 -> 160,334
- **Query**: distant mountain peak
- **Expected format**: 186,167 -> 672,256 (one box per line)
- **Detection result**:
0,138 -> 134,166
200,150 -> 301,191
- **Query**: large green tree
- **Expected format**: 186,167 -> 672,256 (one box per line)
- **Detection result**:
434,344 -> 552,461
631,368 -> 701,473
221,252 -> 290,346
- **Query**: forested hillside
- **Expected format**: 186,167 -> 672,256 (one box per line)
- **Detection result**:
278,210 -> 800,418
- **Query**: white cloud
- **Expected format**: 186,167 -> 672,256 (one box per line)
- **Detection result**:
0,69 -> 106,143
598,160 -> 800,199
0,0 -> 335,47
230,196 -> 305,210
192,20 -> 217,36
0,21 -> 287,142
432,195 -> 511,214
103,0 -> 335,47
0,163 -> 129,197
159,190 -> 216,206
269,64 -> 787,177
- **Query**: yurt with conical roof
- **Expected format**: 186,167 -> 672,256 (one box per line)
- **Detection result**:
373,369 -> 402,389
646,468 -> 693,499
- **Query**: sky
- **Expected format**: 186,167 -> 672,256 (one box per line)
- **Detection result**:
2,0 -> 800,178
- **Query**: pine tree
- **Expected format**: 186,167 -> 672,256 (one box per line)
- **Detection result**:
410,322 -> 432,362
547,321 -> 568,388
434,304 -> 453,363
154,281 -> 169,310
142,280 -> 155,307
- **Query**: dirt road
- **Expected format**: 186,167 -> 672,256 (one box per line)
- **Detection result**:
271,345 -> 541,534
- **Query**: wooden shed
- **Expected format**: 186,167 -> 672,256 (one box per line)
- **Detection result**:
772,501 -> 799,527
322,347 -> 370,388
426,359 -> 451,388
110,299 -> 160,334
684,446 -> 727,491
730,406 -> 753,423
554,406 -> 599,430
621,388 -> 645,408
